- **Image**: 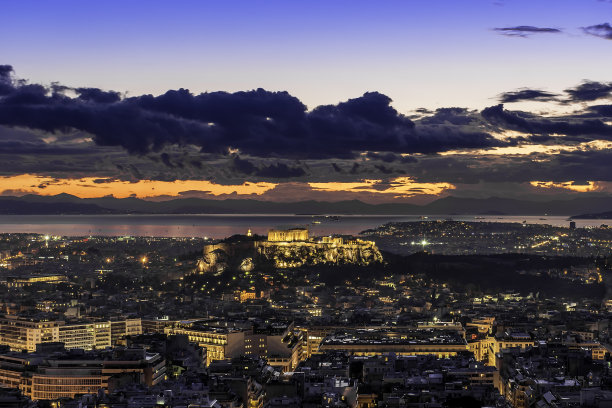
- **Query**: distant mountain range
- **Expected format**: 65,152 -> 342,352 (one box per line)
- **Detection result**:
0,194 -> 611,216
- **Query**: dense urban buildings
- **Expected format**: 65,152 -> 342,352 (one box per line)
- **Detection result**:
0,223 -> 611,407
363,221 -> 612,257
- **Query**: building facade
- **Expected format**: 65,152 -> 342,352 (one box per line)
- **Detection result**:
0,348 -> 165,401
267,228 -> 309,242
0,316 -> 61,352
0,316 -> 141,352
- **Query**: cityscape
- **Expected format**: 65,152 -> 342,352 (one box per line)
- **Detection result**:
2,1 -> 612,407
0,222 -> 610,407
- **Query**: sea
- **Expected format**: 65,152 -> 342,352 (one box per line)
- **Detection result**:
0,214 -> 607,239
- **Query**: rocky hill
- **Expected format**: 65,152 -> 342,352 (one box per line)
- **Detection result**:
196,235 -> 383,273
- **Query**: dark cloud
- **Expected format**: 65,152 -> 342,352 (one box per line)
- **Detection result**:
497,79 -> 612,105
481,104 -> 612,140
0,65 -> 12,78
127,165 -> 143,180
1,65 -> 612,197
498,89 -> 559,103
365,151 -> 418,163
160,153 -> 174,168
587,105 -> 612,117
493,26 -> 562,37
564,81 -> 612,102
232,156 -> 257,175
583,22 -> 612,40
406,126 -> 507,153
399,155 -> 418,164
0,140 -> 91,155
418,108 -> 475,125
366,152 -> 398,163
231,156 -> 305,178
374,164 -> 394,174
92,178 -> 119,184
254,163 -> 306,178
0,67 -> 509,159
0,65 -> 13,96
75,88 -> 121,104
400,148 -> 612,185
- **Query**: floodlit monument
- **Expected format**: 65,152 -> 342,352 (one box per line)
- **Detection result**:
267,227 -> 309,242
197,226 -> 382,273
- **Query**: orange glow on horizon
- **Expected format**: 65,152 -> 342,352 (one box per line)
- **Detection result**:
0,174 -> 277,199
309,177 -> 455,197
441,140 -> 612,156
529,180 -> 599,193
0,174 -> 458,200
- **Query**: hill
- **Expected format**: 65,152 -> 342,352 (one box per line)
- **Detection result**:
1,194 -> 612,215
573,210 -> 612,219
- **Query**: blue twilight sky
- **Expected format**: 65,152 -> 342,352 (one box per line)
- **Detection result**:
2,0 -> 611,112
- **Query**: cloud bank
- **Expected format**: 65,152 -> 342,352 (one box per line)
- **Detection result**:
1,65 -> 612,201
493,26 -> 562,37
0,65 -> 505,160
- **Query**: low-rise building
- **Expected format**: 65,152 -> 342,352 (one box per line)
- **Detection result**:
0,347 -> 165,401
319,329 -> 468,358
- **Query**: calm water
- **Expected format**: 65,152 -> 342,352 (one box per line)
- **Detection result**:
0,214 -> 607,238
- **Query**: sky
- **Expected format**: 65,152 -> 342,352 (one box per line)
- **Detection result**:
1,0 -> 612,203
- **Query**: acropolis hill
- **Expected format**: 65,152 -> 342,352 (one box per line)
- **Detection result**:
196,228 -> 383,274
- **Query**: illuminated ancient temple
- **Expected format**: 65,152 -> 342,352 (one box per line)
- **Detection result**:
267,228 -> 309,242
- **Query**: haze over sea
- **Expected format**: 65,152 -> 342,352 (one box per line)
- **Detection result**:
0,214 -> 605,238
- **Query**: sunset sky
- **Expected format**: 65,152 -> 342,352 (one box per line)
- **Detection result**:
1,0 -> 612,203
